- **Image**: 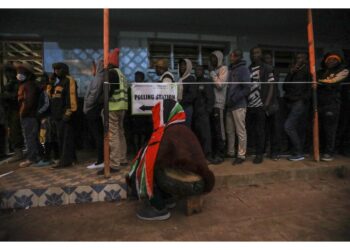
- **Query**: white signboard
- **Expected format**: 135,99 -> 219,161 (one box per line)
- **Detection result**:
131,83 -> 178,115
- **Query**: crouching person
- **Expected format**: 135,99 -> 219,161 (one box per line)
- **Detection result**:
126,99 -> 215,221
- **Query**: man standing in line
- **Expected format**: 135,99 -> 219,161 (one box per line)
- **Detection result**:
226,49 -> 251,165
50,62 -> 78,169
283,53 -> 311,161
103,48 -> 129,174
247,47 -> 276,164
209,50 -> 228,164
155,59 -> 175,83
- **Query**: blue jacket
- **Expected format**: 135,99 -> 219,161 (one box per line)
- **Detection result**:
226,60 -> 251,110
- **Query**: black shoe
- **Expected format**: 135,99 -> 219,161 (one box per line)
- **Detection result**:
165,198 -> 177,209
206,156 -> 221,165
253,155 -> 263,164
97,167 -> 120,175
271,154 -> 280,161
321,154 -> 334,162
214,156 -> 224,164
137,203 -> 171,221
232,158 -> 245,165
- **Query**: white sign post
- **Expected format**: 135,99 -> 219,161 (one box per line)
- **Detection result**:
131,83 -> 178,115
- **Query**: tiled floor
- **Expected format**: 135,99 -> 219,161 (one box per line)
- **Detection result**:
0,164 -> 128,191
0,163 -> 129,209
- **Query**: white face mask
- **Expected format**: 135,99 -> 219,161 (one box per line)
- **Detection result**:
16,73 -> 26,81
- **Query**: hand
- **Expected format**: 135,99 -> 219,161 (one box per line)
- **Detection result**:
210,71 -> 217,79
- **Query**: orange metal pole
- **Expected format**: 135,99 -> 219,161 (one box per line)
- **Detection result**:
103,9 -> 110,177
307,9 -> 320,162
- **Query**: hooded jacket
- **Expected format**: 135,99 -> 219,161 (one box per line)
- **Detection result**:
226,60 -> 251,110
18,75 -> 40,118
210,51 -> 228,109
50,63 -> 78,120
84,60 -> 104,118
317,53 -> 349,107
178,59 -> 197,108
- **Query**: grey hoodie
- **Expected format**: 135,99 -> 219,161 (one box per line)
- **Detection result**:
83,60 -> 104,117
210,50 -> 228,109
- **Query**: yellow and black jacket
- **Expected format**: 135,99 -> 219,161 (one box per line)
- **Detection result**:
50,75 -> 78,120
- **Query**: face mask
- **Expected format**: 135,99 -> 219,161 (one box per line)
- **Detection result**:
16,73 -> 26,81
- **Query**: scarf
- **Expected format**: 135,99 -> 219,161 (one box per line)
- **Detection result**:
128,99 -> 186,199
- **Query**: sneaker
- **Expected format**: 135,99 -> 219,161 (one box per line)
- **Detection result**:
87,162 -> 104,169
19,160 -> 34,168
253,155 -> 263,164
97,167 -> 120,175
32,160 -> 52,167
288,154 -> 305,161
232,157 -> 245,165
321,154 -> 334,162
165,198 -> 177,209
137,204 -> 171,221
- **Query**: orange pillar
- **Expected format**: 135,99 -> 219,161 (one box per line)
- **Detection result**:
307,9 -> 320,162
103,9 -> 111,177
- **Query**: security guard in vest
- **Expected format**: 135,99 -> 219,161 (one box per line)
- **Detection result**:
99,48 -> 129,175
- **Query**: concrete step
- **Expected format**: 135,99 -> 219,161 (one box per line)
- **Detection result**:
1,156 -> 349,210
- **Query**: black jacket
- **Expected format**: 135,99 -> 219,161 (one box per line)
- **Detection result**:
180,75 -> 197,108
193,76 -> 215,117
249,62 -> 278,114
283,64 -> 312,102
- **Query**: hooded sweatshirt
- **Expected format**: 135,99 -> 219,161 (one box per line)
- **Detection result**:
210,51 -> 228,109
317,53 -> 349,107
178,59 -> 196,108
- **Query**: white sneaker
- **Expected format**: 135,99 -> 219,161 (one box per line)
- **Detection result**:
87,162 -> 104,169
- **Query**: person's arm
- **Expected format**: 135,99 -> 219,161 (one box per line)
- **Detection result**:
210,66 -> 228,90
21,83 -> 37,117
63,77 -> 78,120
37,91 -> 50,115
318,69 -> 349,84
263,67 -> 275,107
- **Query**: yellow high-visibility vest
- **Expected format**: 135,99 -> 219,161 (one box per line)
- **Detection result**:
109,68 -> 128,111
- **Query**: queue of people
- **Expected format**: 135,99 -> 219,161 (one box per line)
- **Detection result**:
0,47 -> 349,172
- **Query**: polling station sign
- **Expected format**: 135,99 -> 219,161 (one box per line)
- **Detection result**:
131,83 -> 178,115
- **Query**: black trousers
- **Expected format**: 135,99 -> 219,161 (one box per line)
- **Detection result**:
319,103 -> 340,155
87,116 -> 104,164
246,107 -> 266,156
193,112 -> 212,156
211,107 -> 225,158
8,111 -> 24,150
54,119 -> 77,166
265,110 -> 282,156
0,124 -> 6,156
336,100 -> 350,154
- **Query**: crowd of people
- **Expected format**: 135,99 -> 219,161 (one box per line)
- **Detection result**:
0,46 -> 349,173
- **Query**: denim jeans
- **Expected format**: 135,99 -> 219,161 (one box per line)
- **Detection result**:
284,100 -> 306,155
21,117 -> 40,162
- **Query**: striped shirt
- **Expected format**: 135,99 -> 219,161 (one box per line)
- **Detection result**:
248,66 -> 263,108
